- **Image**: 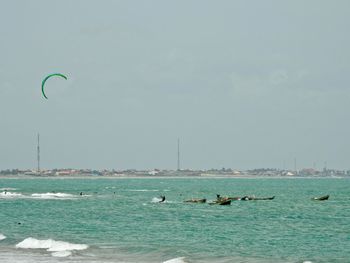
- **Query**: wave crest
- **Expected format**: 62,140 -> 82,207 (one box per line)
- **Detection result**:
16,237 -> 88,252
163,257 -> 187,263
31,193 -> 75,199
0,191 -> 22,198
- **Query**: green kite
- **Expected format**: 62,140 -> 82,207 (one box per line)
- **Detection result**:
41,73 -> 67,99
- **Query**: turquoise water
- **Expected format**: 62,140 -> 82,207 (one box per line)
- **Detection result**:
0,178 -> 349,262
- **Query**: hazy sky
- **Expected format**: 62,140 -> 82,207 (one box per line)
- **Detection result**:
1,0 -> 350,170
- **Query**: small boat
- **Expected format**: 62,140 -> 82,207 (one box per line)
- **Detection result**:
227,196 -> 241,201
252,196 -> 275,201
240,196 -> 275,201
312,195 -> 329,201
208,199 -> 231,205
215,195 -> 233,201
184,198 -> 206,203
218,200 -> 231,205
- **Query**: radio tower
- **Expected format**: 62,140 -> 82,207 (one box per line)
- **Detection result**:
37,133 -> 40,173
177,138 -> 180,171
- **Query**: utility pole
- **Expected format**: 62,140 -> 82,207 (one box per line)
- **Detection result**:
37,133 -> 40,174
177,138 -> 180,171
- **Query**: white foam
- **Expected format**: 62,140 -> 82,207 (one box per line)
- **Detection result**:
151,198 -> 174,204
151,197 -> 163,203
151,198 -> 176,204
0,191 -> 23,198
0,233 -> 6,240
16,237 -> 88,252
51,251 -> 72,257
163,257 -> 187,263
0,188 -> 17,191
31,193 -> 75,199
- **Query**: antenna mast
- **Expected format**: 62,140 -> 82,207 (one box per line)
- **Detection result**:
37,133 -> 40,173
177,138 -> 180,171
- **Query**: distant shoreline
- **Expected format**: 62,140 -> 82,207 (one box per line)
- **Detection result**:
0,175 -> 347,179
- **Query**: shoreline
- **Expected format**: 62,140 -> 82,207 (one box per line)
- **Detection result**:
0,175 -> 347,179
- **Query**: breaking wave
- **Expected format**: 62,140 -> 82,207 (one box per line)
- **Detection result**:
0,191 -> 78,200
163,257 -> 187,263
0,233 -> 6,240
31,193 -> 75,199
0,191 -> 23,198
51,251 -> 72,257
16,237 -> 88,257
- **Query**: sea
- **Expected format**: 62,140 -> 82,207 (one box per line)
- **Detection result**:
0,177 -> 349,263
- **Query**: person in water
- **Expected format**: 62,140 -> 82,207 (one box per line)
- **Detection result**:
216,194 -> 225,202
159,195 -> 165,203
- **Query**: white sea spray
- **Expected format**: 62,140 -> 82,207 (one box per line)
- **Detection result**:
16,237 -> 88,257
